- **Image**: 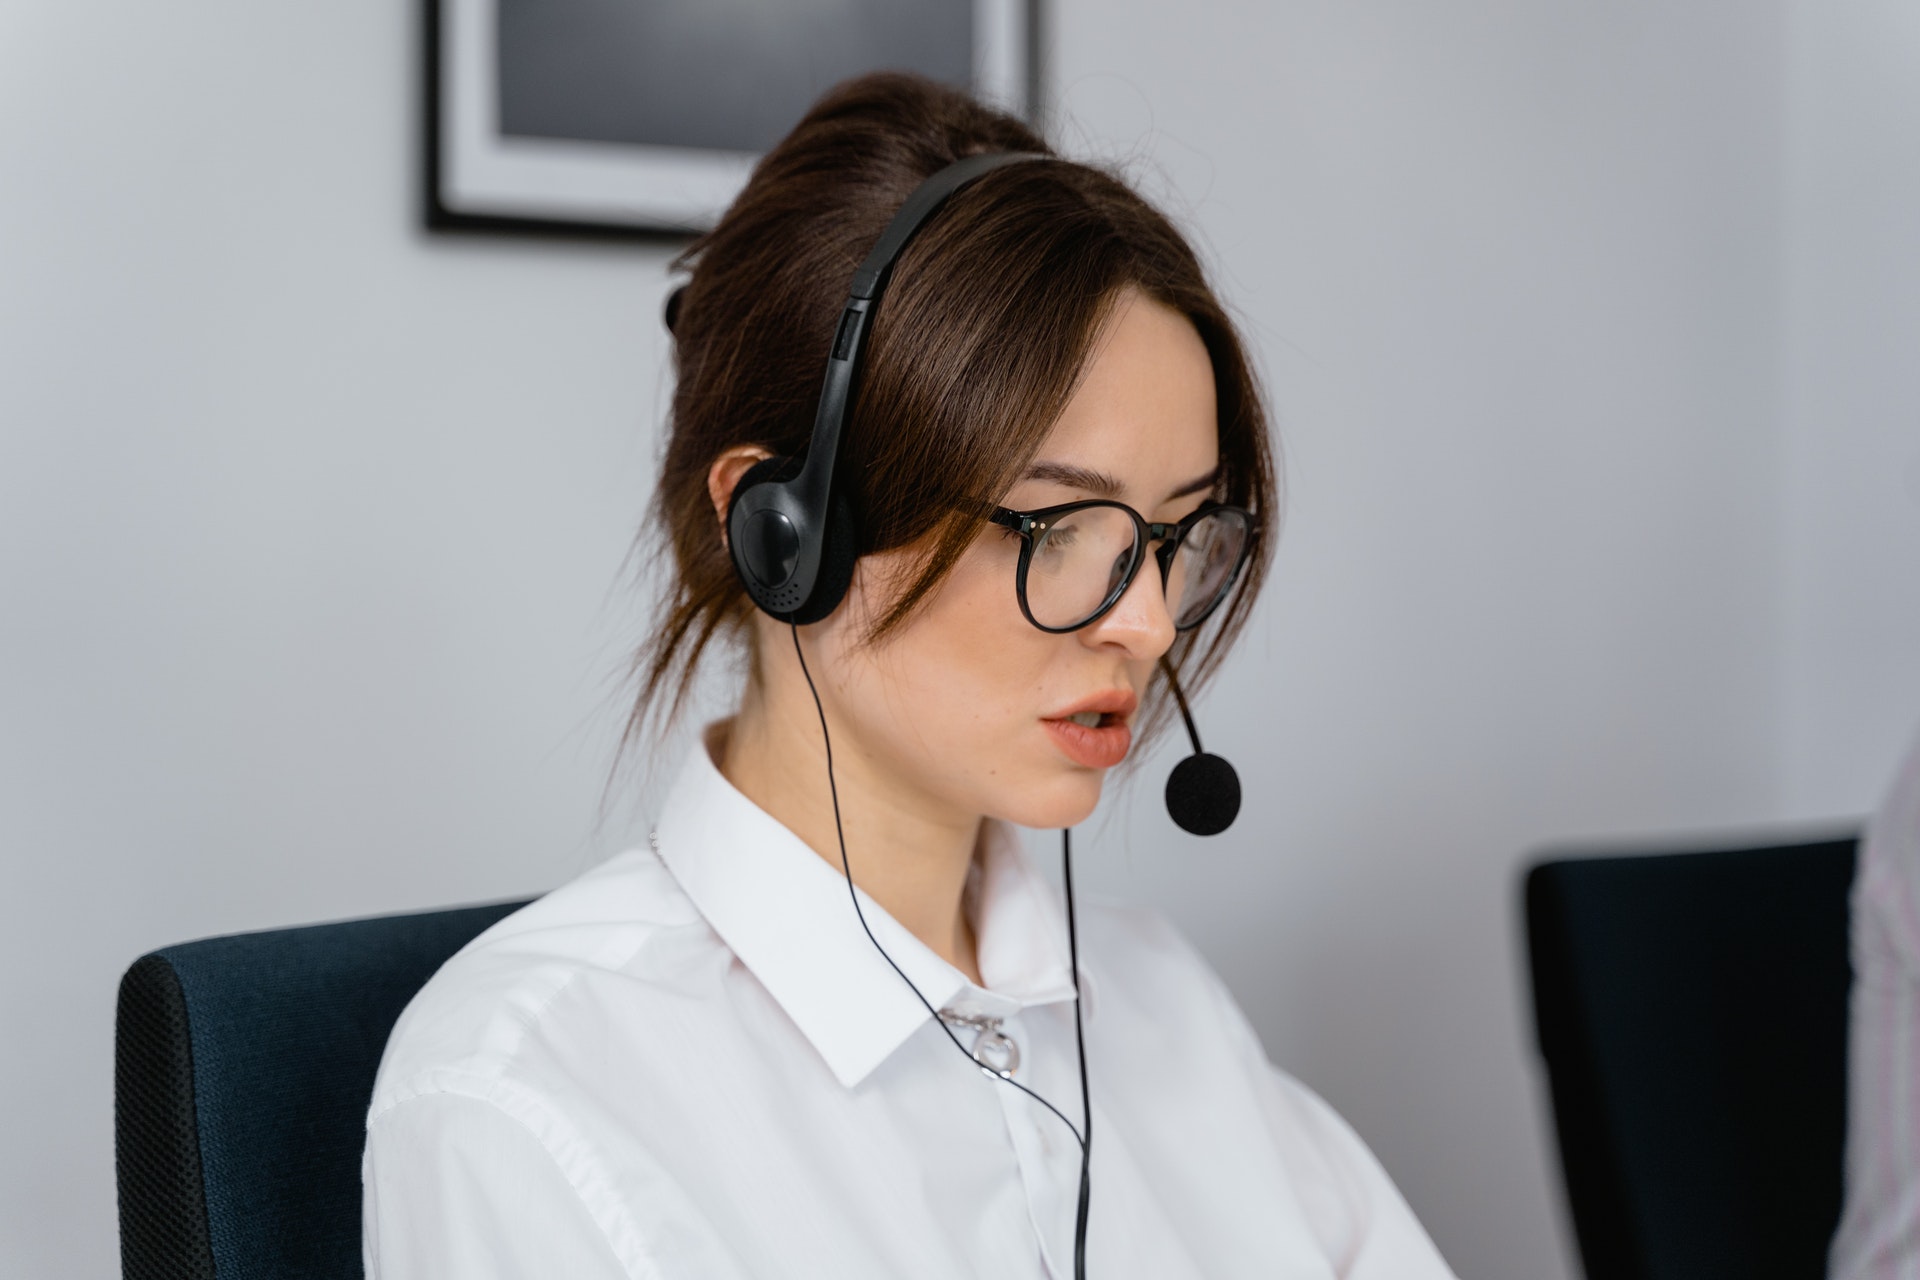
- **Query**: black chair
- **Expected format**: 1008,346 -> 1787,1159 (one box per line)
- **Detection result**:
1525,835 -> 1857,1280
115,899 -> 532,1280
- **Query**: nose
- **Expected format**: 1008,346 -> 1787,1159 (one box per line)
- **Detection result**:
1079,548 -> 1178,660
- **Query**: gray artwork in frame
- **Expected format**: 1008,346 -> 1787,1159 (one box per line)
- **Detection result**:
426,0 -> 1039,238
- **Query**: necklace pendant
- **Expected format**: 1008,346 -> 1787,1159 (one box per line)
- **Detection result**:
939,1008 -> 1020,1078
970,1026 -> 1020,1078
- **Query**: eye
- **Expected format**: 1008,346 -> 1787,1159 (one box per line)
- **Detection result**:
1034,525 -> 1078,555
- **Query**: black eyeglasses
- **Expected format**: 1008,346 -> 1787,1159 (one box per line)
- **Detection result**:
988,499 -> 1256,633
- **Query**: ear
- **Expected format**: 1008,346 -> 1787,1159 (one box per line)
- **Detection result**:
707,445 -> 776,546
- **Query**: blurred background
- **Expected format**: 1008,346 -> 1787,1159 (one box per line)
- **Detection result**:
4,1 -> 1919,1276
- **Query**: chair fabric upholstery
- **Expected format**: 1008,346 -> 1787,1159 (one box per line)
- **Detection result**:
115,899 -> 531,1280
1525,836 -> 1856,1280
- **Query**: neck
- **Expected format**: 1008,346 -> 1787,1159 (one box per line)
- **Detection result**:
717,642 -> 985,986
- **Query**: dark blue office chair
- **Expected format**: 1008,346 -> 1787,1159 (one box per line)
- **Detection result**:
1525,835 -> 1857,1280
114,899 -> 532,1280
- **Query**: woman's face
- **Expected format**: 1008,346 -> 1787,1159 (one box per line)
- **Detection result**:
804,286 -> 1222,831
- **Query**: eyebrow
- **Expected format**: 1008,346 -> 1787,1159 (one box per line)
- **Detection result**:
1022,460 -> 1222,502
1168,463 -> 1224,500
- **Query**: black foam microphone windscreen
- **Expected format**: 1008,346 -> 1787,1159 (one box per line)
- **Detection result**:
1166,751 -> 1240,836
1160,658 -> 1241,836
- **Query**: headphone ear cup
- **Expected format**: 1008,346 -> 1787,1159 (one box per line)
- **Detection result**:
787,487 -> 857,625
725,454 -> 856,624
725,454 -> 801,587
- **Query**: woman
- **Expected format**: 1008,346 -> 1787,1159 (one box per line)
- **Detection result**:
362,73 -> 1454,1279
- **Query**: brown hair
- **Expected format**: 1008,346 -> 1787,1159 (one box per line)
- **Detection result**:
627,72 -> 1278,749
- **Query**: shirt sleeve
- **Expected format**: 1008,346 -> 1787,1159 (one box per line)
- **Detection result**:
1831,729 -> 1920,1280
363,1091 -> 634,1280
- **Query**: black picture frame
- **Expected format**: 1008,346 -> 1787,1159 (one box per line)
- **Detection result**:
424,0 -> 1040,240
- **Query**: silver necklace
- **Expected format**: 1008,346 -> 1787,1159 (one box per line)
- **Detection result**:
938,1008 -> 1020,1078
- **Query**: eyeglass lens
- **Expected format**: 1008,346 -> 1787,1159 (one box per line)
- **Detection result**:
1025,506 -> 1250,631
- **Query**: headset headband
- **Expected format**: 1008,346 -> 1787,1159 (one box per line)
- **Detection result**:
788,151 -> 1048,538
725,150 -> 1047,621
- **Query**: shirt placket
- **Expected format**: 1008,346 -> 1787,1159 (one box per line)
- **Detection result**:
985,1010 -> 1082,1279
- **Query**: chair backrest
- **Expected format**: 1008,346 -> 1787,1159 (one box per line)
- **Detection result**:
1525,836 -> 1856,1280
115,899 -> 532,1280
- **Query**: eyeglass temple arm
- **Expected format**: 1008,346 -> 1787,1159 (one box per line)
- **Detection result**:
988,507 -> 1031,533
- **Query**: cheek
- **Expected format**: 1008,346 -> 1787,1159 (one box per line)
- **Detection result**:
839,540 -> 1114,827
918,539 -> 1038,693
875,537 -> 1048,736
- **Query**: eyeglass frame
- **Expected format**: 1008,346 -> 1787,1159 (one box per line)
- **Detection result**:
986,497 -> 1258,635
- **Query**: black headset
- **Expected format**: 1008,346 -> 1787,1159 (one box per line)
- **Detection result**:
721,151 -> 1044,624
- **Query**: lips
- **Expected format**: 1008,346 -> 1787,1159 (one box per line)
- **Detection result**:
1041,690 -> 1138,769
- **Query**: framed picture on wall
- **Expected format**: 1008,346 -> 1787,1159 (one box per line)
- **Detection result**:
426,0 -> 1038,237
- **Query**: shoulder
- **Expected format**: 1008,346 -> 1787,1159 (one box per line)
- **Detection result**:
1071,897 -> 1278,1091
369,844 -> 718,1119
1076,902 -> 1455,1275
1075,898 -> 1241,1028
1078,898 -> 1375,1145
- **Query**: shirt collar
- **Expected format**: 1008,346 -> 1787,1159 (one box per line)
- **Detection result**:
651,727 -> 1085,1089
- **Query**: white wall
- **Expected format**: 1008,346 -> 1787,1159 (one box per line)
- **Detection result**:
1779,0 -> 1920,819
0,3 -> 1899,1278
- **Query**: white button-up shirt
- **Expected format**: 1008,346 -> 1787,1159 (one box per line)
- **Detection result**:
362,735 -> 1455,1279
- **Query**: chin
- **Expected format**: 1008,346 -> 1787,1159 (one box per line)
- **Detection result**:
993,768 -> 1107,831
